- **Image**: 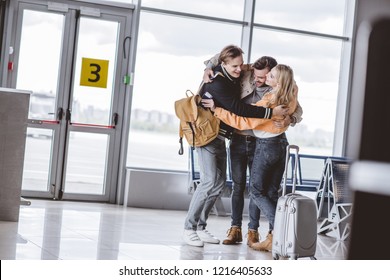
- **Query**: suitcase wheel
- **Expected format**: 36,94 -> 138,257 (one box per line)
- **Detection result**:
288,254 -> 298,260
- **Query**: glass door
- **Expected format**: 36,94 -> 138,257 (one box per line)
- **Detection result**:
6,0 -> 133,201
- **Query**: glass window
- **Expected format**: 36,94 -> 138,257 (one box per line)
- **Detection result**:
23,128 -> 53,192
71,17 -> 119,126
16,10 -> 64,120
251,29 -> 343,155
65,132 -> 108,195
126,12 -> 241,171
95,0 -> 135,5
254,0 -> 347,36
141,0 -> 245,20
126,0 -> 352,171
101,0 -> 245,20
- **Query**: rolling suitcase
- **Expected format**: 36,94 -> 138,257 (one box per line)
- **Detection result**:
272,145 -> 317,260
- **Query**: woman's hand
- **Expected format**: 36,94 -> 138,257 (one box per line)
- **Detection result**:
273,115 -> 291,128
201,98 -> 216,111
272,105 -> 289,118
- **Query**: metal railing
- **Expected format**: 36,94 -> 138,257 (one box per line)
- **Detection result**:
189,147 -> 348,195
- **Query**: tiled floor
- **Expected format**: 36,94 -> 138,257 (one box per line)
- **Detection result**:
0,199 -> 348,260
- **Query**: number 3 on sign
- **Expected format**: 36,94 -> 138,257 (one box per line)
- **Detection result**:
80,57 -> 109,88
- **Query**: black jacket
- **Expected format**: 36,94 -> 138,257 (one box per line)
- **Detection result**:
201,65 -> 272,138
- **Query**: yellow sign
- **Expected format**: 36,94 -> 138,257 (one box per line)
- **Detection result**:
80,57 -> 109,88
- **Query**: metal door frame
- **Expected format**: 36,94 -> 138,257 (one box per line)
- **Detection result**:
0,0 -> 136,203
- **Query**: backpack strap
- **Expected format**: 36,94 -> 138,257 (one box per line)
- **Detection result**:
178,126 -> 184,155
178,124 -> 195,155
213,71 -> 225,79
188,122 -> 196,148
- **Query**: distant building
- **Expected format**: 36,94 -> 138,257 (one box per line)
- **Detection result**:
133,108 -> 176,125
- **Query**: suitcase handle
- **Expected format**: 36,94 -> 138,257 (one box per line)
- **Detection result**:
282,145 -> 299,196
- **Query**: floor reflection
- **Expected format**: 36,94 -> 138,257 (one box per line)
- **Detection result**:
0,199 -> 348,260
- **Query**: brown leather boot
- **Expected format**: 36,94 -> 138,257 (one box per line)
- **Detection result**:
222,226 -> 242,245
251,233 -> 273,251
246,230 -> 259,247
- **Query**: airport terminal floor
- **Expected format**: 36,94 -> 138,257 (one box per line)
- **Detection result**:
0,199 -> 347,260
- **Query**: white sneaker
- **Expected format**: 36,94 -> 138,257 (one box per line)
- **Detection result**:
183,230 -> 204,247
197,229 -> 220,244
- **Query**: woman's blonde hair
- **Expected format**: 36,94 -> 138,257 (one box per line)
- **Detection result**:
267,64 -> 296,107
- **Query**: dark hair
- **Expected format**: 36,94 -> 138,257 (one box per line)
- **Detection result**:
218,44 -> 244,64
252,56 -> 277,71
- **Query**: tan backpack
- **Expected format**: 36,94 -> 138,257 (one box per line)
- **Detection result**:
174,80 -> 221,155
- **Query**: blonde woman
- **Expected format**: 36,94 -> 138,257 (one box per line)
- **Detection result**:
202,64 -> 298,252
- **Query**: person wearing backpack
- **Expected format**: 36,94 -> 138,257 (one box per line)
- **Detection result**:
202,64 -> 299,252
202,56 -> 303,247
183,45 -> 289,247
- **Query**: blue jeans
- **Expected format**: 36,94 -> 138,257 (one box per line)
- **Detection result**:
229,133 -> 260,230
184,137 -> 227,230
249,133 -> 288,231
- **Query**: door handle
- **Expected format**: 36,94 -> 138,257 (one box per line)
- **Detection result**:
57,107 -> 64,121
34,107 -> 63,125
112,113 -> 118,127
66,109 -> 72,123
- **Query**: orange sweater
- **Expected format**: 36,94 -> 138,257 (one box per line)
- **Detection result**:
213,90 -> 298,134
